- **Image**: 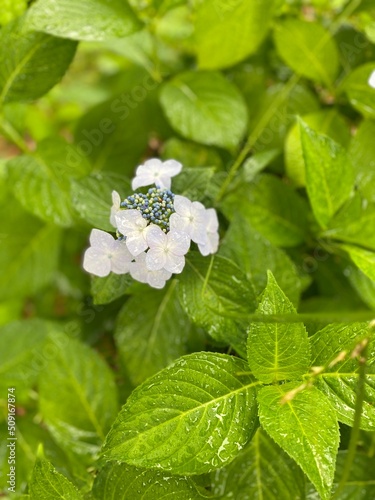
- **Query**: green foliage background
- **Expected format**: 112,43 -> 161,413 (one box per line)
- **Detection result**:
1,0 -> 375,498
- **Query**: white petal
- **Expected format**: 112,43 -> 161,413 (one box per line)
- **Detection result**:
146,247 -> 167,271
148,269 -> 172,289
368,70 -> 375,89
206,208 -> 219,232
169,213 -> 191,234
126,232 -> 148,256
83,247 -> 111,277
110,240 -> 133,274
89,229 -> 114,250
129,259 -> 149,284
191,222 -> 209,245
116,209 -> 147,235
112,190 -> 121,208
198,231 -> 219,256
164,253 -> 185,274
167,230 -> 190,255
132,173 -> 153,190
156,174 -> 171,189
173,195 -> 192,217
162,159 -> 182,176
146,224 -> 166,249
143,158 -> 163,169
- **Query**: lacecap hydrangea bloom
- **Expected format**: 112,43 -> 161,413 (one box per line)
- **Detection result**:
83,159 -> 219,288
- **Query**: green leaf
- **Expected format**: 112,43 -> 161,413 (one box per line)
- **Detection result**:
258,383 -> 340,500
0,202 -> 61,301
250,82 -> 319,151
178,252 -> 257,349
195,0 -> 276,70
285,110 -> 350,187
220,216 -> 303,305
71,173 -> 130,232
324,195 -> 375,251
7,138 -> 90,227
273,18 -> 339,86
0,18 -> 77,105
171,167 -> 215,200
91,273 -> 133,305
347,265 -> 375,310
159,71 -> 248,150
26,0 -> 142,41
221,174 -> 309,247
0,320 -> 54,393
341,245 -> 375,281
299,120 -> 354,228
310,322 -> 375,430
349,119 -> 375,198
92,462 -> 205,500
115,281 -> 191,386
39,333 -> 118,456
101,352 -> 259,474
211,428 -> 305,500
331,451 -> 375,498
29,457 -> 82,500
342,62 -> 375,118
74,96 -> 150,173
247,272 -> 310,383
161,137 -> 223,169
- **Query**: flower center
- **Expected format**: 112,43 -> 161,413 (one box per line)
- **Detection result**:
120,187 -> 175,232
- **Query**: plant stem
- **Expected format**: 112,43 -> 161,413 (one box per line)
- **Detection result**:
332,338 -> 369,499
0,115 -> 29,153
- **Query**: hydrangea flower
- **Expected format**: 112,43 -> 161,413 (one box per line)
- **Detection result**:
129,252 -> 172,289
132,158 -> 182,190
369,70 -> 375,89
83,158 -> 219,288
83,229 -> 133,277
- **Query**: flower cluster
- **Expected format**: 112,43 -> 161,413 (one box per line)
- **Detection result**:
83,158 -> 219,288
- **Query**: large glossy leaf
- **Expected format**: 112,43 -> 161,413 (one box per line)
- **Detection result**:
115,281 -> 191,385
310,322 -> 375,430
159,71 -> 248,150
74,96 -> 150,173
220,216 -> 303,305
0,18 -> 76,104
26,0 -> 142,41
342,63 -> 375,118
0,202 -> 61,301
178,252 -> 257,351
299,120 -> 354,228
29,458 -> 82,500
91,273 -> 133,305
211,428 -> 305,500
101,352 -> 259,474
258,383 -> 339,500
341,244 -> 375,282
39,334 -> 118,456
0,320 -> 54,393
247,272 -> 310,383
195,0 -> 276,70
71,173 -> 130,232
7,138 -> 90,227
285,110 -> 350,187
274,18 -> 339,86
221,174 -> 309,247
92,462 -> 205,500
349,119 -> 375,199
324,192 -> 375,251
